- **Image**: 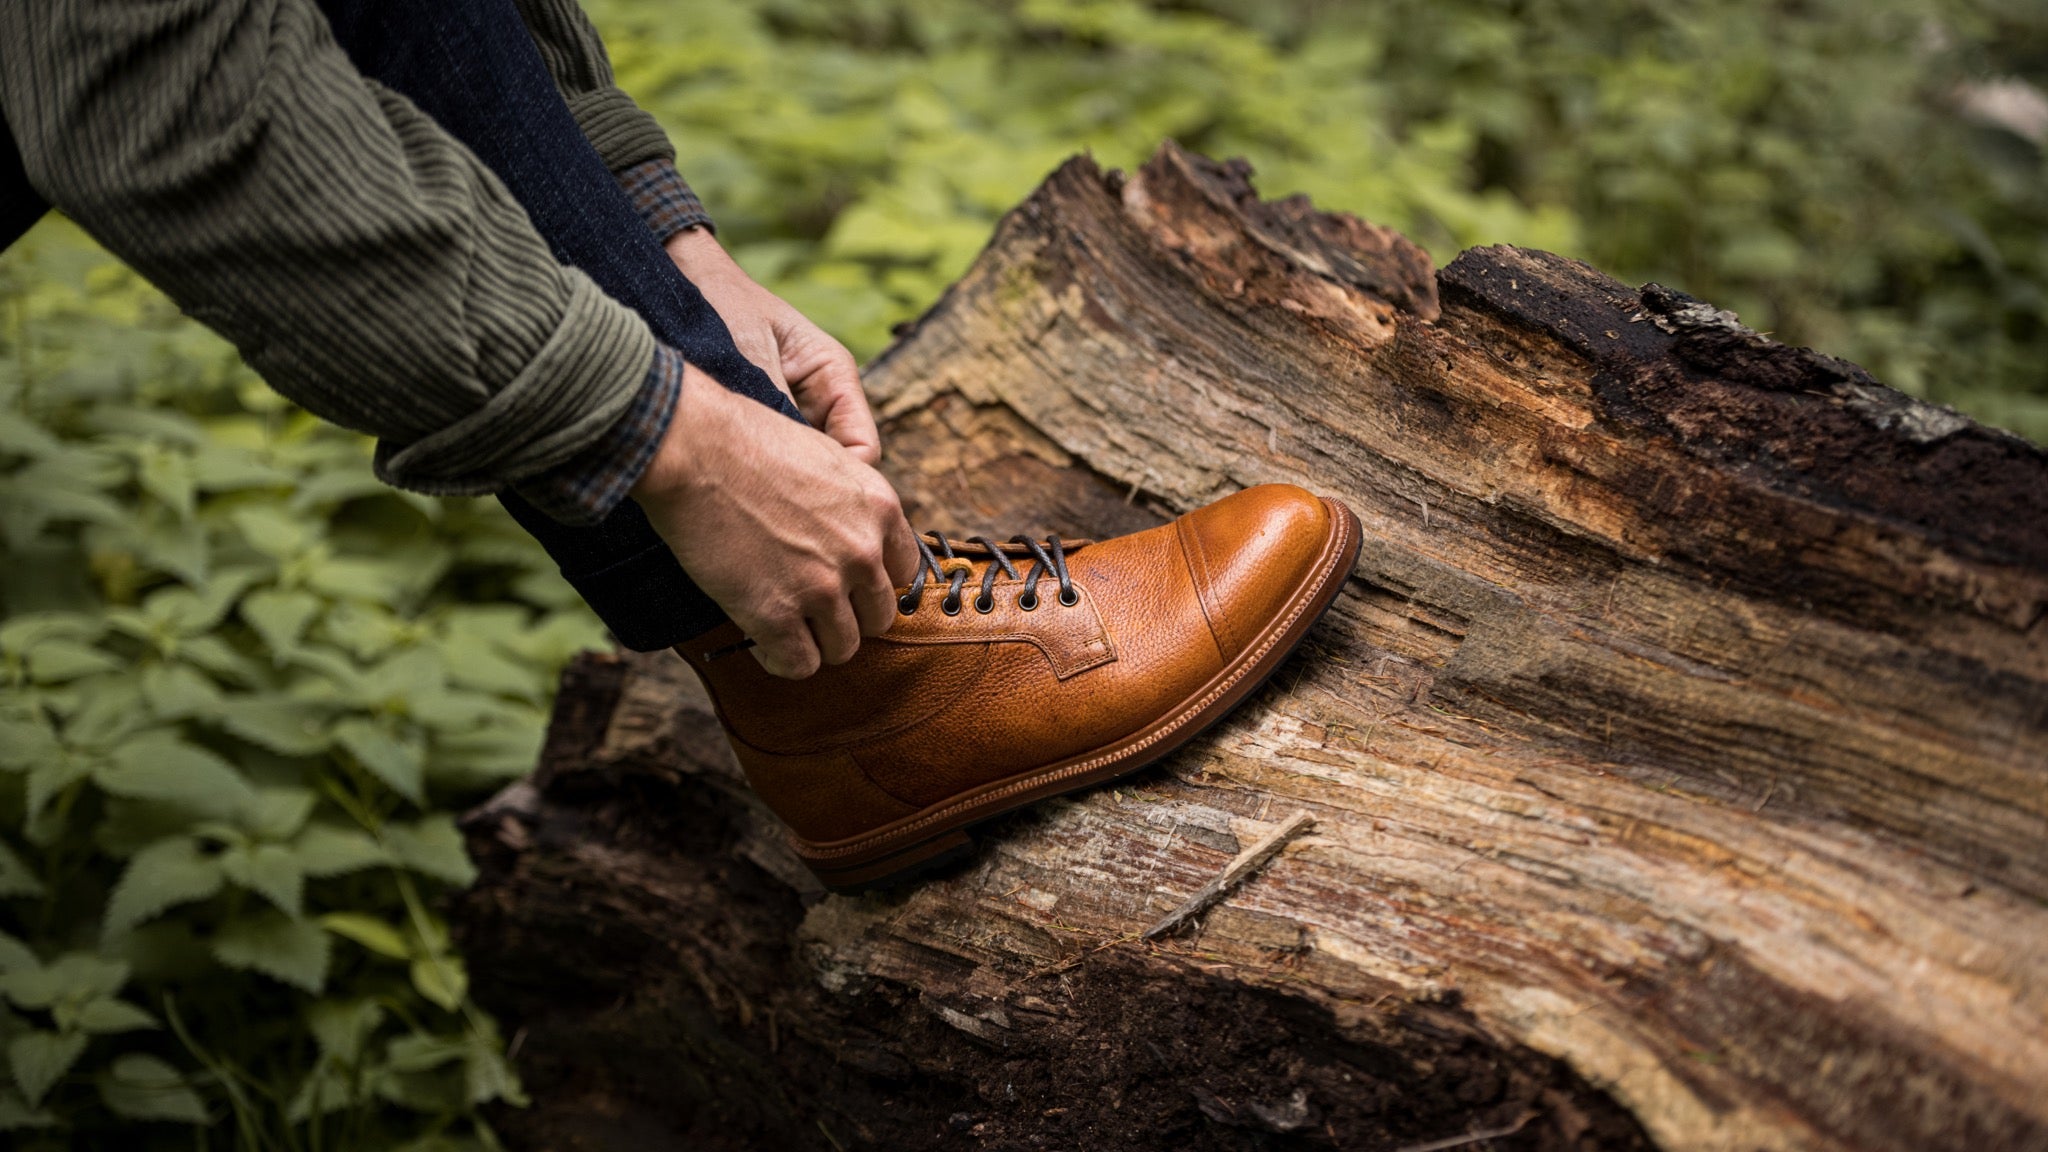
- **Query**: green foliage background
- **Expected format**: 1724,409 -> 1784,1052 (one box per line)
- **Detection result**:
1,0 -> 2042,1146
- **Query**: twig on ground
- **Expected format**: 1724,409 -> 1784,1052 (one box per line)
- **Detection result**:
1392,1110 -> 1536,1152
1143,811 -> 1316,939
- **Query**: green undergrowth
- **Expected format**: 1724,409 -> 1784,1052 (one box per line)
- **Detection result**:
2,0 -> 2043,1148
607,0 -> 2047,439
0,219 -> 602,1148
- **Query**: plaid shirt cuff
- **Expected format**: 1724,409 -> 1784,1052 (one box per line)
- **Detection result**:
515,343 -> 683,526
619,157 -> 714,244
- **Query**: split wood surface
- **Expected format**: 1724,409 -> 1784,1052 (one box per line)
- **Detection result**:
455,143 -> 2048,1152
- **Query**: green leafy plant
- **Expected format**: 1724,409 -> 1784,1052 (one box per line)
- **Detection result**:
4,0 -> 2044,1146
0,218 -> 600,1149
602,0 -> 2046,439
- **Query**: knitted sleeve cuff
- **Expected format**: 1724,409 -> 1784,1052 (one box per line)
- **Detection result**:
512,342 -> 683,526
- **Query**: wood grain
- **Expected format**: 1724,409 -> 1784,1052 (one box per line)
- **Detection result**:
454,143 -> 2048,1152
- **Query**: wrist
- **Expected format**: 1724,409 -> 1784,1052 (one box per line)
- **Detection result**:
663,225 -> 737,279
630,360 -> 728,502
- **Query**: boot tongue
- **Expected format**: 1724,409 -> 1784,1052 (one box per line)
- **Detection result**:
919,535 -> 1092,558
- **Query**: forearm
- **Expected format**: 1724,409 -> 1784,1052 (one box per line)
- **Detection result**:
0,0 -> 655,498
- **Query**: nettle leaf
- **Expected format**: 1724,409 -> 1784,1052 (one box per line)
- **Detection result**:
220,843 -> 304,918
408,953 -> 467,1013
240,786 -> 318,841
58,675 -> 149,751
218,695 -> 334,756
358,648 -> 445,710
140,662 -> 224,720
305,556 -> 417,608
0,410 -> 64,459
0,931 -> 36,973
231,505 -> 317,561
138,446 -> 197,520
3,477 -> 127,529
73,997 -> 158,1034
191,444 -> 293,492
241,588 -> 322,659
213,910 -> 330,993
0,952 -> 131,1010
94,734 -> 256,817
429,714 -> 545,782
0,840 -> 44,899
286,469 -> 388,512
0,612 -> 106,655
23,638 -> 122,684
25,753 -> 94,822
138,569 -> 262,638
307,998 -> 385,1064
97,1053 -> 208,1124
292,823 -> 388,878
385,1031 -> 466,1072
333,718 -> 423,803
320,602 -> 411,660
384,817 -> 477,887
286,1062 -> 356,1123
319,913 -> 410,961
0,1086 -> 58,1129
104,921 -> 211,984
407,687 -> 519,732
86,407 -> 206,447
134,517 -> 210,585
438,631 -> 541,699
0,708 -> 60,770
176,635 -> 259,683
105,836 -> 226,937
375,1058 -> 467,1115
464,1028 -> 525,1107
6,1029 -> 86,1107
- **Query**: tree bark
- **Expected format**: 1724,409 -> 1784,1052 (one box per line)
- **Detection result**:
452,143 -> 2048,1152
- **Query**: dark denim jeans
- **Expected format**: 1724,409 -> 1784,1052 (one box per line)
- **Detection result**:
0,0 -> 787,650
320,0 -> 806,650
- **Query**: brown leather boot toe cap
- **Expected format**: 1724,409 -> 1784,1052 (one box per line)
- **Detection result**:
1176,483 -> 1344,661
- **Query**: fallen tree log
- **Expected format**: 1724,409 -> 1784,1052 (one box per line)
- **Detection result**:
451,142 -> 2048,1152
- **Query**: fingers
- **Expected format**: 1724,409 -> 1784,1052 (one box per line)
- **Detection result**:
746,611 -> 821,680
783,325 -> 884,465
851,553 -> 899,638
882,512 -> 920,588
748,562 -> 886,677
811,355 -> 882,465
737,329 -> 796,404
809,596 -> 863,666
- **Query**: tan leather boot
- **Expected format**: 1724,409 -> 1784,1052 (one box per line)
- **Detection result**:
675,483 -> 1360,890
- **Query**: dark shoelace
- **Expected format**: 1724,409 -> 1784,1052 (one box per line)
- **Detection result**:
699,530 -> 1077,661
898,532 -> 1076,616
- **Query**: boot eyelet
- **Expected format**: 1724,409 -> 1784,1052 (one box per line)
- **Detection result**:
974,594 -> 995,614
1018,591 -> 1040,612
941,595 -> 963,616
1058,587 -> 1079,607
897,594 -> 918,615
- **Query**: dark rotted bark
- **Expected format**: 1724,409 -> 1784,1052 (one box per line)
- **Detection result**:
453,143 -> 2048,1152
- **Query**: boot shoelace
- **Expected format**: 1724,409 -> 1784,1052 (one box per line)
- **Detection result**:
899,532 -> 1076,616
699,531 -> 1077,661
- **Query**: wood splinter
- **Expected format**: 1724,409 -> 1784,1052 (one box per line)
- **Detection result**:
1142,811 -> 1316,940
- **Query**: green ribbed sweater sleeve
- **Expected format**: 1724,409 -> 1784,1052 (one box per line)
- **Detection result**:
514,0 -> 675,175
0,0 -> 657,497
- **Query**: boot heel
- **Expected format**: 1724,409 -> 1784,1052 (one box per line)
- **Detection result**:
802,828 -> 975,894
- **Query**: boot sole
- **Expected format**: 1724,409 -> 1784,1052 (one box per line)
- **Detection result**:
798,497 -> 1363,893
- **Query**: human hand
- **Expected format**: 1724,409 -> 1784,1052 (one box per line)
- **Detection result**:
631,362 -> 919,679
665,227 -> 883,467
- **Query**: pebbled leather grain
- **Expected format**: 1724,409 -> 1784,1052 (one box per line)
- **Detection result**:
677,483 -> 1348,848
